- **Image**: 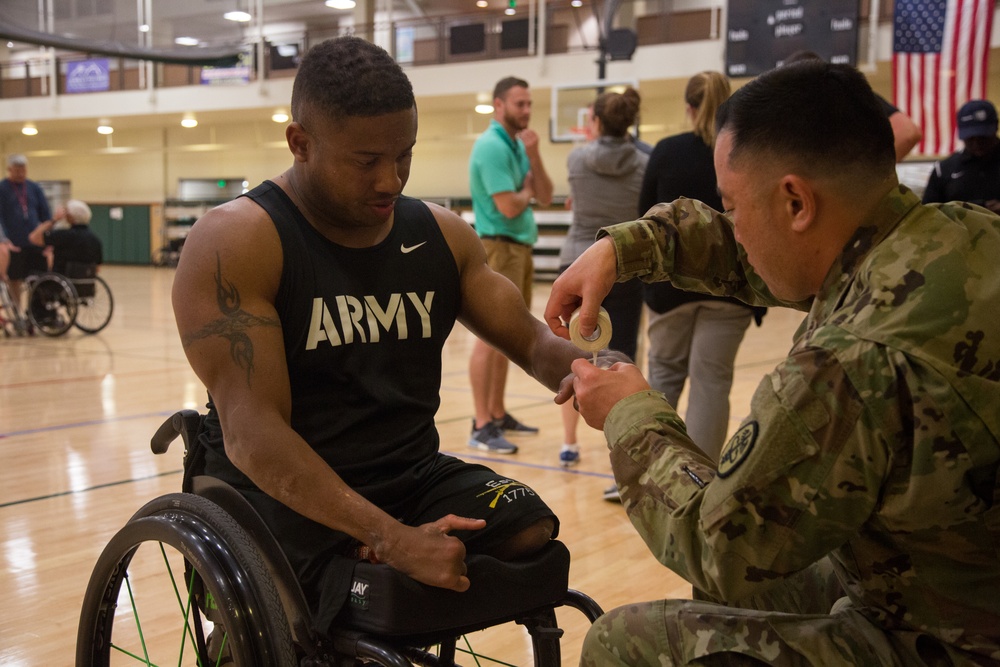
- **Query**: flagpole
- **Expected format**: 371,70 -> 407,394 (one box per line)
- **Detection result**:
867,0 -> 881,72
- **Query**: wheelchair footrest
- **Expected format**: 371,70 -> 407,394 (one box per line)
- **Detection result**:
337,540 -> 571,638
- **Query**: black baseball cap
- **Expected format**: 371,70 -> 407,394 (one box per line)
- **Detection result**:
957,100 -> 998,140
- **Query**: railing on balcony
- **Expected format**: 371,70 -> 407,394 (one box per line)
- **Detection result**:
0,2 -> 723,100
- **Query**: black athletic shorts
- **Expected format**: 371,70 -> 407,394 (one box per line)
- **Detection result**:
8,245 -> 47,280
235,453 -> 559,632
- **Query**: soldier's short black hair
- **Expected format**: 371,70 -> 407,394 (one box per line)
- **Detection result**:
716,61 -> 895,180
291,36 -> 414,125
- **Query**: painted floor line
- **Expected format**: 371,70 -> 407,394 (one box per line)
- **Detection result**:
0,448 -> 612,509
0,409 -> 176,439
0,469 -> 182,509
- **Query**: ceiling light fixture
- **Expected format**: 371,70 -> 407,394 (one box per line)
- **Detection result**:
272,111 -> 290,123
325,0 -> 357,8
181,116 -> 198,128
475,104 -> 493,114
97,124 -> 114,135
504,6 -> 515,14
21,124 -> 38,136
139,23 -> 150,32
570,0 -> 582,6
174,36 -> 199,46
224,11 -> 252,21
476,0 -> 488,6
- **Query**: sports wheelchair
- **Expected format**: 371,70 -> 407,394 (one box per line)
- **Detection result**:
0,262 -> 113,337
77,410 -> 604,666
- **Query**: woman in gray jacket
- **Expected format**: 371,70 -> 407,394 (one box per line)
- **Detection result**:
557,87 -> 648,468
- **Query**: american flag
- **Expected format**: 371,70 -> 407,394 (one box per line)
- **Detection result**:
893,0 -> 996,156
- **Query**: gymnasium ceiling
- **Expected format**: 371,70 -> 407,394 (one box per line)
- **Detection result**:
1,0 -> 526,58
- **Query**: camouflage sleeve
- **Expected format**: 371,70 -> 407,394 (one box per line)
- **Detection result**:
605,343 -> 888,602
598,197 -> 811,311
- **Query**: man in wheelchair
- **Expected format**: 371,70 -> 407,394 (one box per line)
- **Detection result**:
28,198 -> 103,278
171,36 -> 617,640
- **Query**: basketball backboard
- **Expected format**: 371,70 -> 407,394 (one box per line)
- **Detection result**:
550,79 -> 640,143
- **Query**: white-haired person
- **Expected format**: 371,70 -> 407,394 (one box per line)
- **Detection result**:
28,199 -> 103,276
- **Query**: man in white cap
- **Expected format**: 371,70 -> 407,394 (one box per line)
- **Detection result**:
28,199 -> 103,276
922,99 -> 1000,211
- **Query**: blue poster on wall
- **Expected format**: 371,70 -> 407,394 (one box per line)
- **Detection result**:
66,59 -> 110,93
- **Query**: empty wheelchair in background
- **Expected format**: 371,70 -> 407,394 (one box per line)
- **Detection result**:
76,410 -> 604,666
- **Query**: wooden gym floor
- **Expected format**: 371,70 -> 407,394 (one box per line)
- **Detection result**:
0,264 -> 805,665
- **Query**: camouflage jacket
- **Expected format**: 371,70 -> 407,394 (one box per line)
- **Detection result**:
599,182 -> 1000,660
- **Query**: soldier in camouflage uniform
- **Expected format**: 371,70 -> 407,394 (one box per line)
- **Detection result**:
546,61 -> 1000,666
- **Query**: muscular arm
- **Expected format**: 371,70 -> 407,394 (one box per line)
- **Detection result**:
173,199 -> 481,591
433,204 -> 587,391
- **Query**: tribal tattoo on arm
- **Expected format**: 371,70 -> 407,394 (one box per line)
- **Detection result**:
181,253 -> 280,387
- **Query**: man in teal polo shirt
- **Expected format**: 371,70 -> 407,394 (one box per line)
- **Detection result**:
467,76 -> 554,453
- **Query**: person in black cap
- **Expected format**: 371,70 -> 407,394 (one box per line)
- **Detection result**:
922,99 -> 1000,211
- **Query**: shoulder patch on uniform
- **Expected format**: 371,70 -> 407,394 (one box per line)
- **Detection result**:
717,421 -> 758,478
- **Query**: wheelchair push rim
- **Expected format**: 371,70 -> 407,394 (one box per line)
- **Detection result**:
27,273 -> 78,337
73,275 -> 114,334
76,493 -> 296,667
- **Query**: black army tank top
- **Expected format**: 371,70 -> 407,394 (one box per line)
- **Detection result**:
207,180 -> 462,503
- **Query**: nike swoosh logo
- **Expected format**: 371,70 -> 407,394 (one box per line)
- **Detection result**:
950,171 -> 965,179
400,241 -> 427,254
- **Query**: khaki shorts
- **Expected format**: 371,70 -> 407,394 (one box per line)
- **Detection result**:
481,237 -> 533,307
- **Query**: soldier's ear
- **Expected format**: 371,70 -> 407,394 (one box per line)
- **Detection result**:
780,175 -> 816,233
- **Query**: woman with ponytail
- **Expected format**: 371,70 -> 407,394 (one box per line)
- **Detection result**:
632,71 -> 765,476
557,86 -> 648,470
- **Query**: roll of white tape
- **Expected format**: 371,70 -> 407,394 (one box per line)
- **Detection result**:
569,307 -> 613,353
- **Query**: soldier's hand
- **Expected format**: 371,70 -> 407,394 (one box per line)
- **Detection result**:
571,358 -> 650,429
544,237 -> 618,341
554,349 -> 632,407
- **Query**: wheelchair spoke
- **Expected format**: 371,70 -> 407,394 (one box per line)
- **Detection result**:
110,644 -> 161,666
158,542 -> 211,667
121,571 -> 153,665
457,635 -> 518,667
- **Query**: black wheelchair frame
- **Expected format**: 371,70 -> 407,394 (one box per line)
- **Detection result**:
76,410 -> 604,666
0,263 -> 113,337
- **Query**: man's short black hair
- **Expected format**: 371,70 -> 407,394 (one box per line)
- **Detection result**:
493,76 -> 529,102
716,61 -> 895,180
291,36 -> 414,125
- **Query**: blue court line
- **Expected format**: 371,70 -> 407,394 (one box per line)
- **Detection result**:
0,402 -> 613,509
443,450 -> 614,480
0,409 -> 176,439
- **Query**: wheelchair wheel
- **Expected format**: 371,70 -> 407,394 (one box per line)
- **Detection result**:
76,493 -> 296,666
27,273 -> 78,336
73,276 -> 114,334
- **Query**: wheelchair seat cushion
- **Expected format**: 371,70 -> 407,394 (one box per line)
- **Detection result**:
337,540 -> 571,638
